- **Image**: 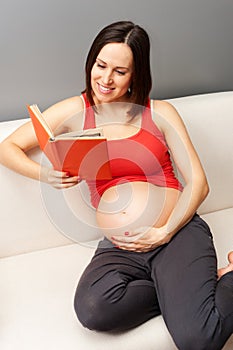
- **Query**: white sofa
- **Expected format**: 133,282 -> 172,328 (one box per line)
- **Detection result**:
0,92 -> 233,350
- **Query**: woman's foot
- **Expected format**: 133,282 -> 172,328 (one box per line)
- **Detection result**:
218,251 -> 233,279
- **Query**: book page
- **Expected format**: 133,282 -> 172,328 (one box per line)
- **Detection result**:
55,127 -> 105,140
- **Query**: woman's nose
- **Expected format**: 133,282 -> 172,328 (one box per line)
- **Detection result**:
102,70 -> 113,84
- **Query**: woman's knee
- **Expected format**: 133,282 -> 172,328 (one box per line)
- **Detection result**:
73,288 -> 114,332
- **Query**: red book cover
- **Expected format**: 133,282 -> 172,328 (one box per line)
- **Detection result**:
27,104 -> 112,180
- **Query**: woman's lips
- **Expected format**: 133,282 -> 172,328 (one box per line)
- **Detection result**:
98,83 -> 115,94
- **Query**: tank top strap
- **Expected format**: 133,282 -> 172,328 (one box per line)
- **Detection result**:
81,93 -> 96,130
141,98 -> 166,146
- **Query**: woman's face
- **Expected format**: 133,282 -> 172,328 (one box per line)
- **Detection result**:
91,43 -> 133,104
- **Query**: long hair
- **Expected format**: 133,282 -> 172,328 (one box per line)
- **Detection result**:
83,21 -> 152,117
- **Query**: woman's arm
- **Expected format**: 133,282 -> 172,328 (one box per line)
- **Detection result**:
0,96 -> 83,188
154,100 -> 209,235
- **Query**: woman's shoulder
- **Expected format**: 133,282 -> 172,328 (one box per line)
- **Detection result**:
151,98 -> 184,126
43,95 -> 84,123
40,95 -> 86,134
151,99 -> 177,115
46,95 -> 84,116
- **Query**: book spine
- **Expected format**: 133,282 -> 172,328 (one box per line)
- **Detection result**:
44,141 -> 63,172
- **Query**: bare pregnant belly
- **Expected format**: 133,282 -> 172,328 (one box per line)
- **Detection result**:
96,181 -> 180,240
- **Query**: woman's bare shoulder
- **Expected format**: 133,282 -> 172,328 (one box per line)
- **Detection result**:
41,95 -> 87,135
152,99 -> 178,116
151,99 -> 184,127
43,95 -> 84,118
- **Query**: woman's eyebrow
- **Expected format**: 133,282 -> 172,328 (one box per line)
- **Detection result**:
96,58 -> 129,70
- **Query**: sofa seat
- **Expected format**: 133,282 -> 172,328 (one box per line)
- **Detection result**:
0,244 -> 177,350
1,207 -> 233,350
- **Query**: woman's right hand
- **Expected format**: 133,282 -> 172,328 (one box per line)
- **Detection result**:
40,167 -> 81,189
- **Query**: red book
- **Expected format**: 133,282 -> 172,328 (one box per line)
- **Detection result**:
27,104 -> 112,180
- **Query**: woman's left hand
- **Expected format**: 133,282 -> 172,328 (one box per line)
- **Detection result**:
111,226 -> 171,253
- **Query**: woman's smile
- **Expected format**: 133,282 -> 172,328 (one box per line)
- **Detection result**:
97,83 -> 115,94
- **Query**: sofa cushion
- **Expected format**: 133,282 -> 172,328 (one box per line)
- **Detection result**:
168,92 -> 233,214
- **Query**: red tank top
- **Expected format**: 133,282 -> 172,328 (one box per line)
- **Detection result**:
81,93 -> 183,208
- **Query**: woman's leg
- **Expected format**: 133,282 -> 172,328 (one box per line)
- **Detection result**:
74,239 -> 160,331
150,214 -> 233,350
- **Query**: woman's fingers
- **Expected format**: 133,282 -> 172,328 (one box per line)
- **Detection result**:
41,168 -> 81,188
112,226 -> 169,253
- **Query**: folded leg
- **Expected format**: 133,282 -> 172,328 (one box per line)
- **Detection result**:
74,240 -> 160,331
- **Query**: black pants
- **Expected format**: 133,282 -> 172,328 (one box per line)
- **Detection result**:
74,214 -> 233,350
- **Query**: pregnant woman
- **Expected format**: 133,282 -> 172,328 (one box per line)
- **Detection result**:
0,21 -> 233,350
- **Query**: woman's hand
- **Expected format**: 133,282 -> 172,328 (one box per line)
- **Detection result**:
40,167 -> 81,189
111,225 -> 171,253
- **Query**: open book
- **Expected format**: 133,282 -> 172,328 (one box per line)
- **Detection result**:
27,104 -> 112,180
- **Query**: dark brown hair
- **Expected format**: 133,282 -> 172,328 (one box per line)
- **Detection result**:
83,21 -> 152,117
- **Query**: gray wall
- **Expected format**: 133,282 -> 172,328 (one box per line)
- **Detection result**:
1,0 -> 233,121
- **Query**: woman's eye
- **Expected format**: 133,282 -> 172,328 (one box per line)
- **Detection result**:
116,70 -> 125,75
97,63 -> 105,69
